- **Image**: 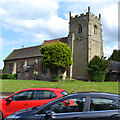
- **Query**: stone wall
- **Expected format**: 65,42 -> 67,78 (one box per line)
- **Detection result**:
88,12 -> 103,62
3,57 -> 52,80
3,57 -> 42,74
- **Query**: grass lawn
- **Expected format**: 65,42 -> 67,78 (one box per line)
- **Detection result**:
0,79 -> 119,94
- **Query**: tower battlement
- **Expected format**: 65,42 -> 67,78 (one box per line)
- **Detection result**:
70,6 -> 101,23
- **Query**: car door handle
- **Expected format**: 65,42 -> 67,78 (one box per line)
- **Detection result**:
24,103 -> 28,106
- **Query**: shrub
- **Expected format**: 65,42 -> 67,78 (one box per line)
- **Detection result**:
91,73 -> 106,82
2,73 -> 18,79
65,77 -> 76,82
52,75 -> 59,82
87,56 -> 110,82
66,77 -> 71,82
13,73 -> 18,79
52,74 -> 63,82
59,75 -> 63,80
2,73 -> 9,79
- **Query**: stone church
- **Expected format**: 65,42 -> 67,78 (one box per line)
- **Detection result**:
3,7 -> 103,80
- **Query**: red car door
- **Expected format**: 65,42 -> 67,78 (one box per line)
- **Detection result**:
28,90 -> 58,107
3,90 -> 33,117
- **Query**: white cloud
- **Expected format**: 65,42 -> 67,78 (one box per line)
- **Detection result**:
46,15 -> 68,36
104,45 -> 118,58
0,0 -> 58,19
32,33 -> 50,43
101,4 -> 118,29
1,0 -> 69,43
100,3 -> 118,47
0,8 -> 7,16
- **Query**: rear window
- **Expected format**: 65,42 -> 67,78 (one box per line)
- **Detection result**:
90,98 -> 119,111
61,91 -> 68,96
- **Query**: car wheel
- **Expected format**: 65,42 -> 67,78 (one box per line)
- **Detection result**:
0,111 -> 3,120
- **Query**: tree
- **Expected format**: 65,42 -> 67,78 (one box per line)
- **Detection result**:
0,69 -> 2,74
0,69 -> 2,79
40,41 -> 72,75
108,50 -> 120,62
87,56 -> 110,82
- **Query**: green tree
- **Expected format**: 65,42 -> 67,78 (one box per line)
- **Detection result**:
108,50 -> 120,62
40,41 -> 72,75
0,69 -> 2,74
87,56 -> 110,82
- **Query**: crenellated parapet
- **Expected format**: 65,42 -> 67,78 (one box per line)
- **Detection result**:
69,6 -> 101,25
70,12 -> 88,22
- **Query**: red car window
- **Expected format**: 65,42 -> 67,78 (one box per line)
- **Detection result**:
33,90 -> 57,100
6,90 -> 33,101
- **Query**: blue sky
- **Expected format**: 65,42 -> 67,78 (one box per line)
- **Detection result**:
0,0 -> 119,69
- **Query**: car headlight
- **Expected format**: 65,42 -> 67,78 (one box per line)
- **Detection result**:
5,115 -> 21,120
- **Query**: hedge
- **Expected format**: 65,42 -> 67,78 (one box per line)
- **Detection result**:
2,73 -> 18,79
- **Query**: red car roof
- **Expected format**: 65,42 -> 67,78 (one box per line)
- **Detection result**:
19,88 -> 65,92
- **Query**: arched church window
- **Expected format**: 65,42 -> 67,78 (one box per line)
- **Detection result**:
94,25 -> 97,34
78,25 -> 82,34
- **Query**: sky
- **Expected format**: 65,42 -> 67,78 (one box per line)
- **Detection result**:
0,0 -> 119,69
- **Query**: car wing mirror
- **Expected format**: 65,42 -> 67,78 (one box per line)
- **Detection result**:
7,98 -> 12,102
45,110 -> 52,119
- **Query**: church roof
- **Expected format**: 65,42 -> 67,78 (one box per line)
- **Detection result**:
4,45 -> 42,61
42,37 -> 67,45
4,37 -> 68,61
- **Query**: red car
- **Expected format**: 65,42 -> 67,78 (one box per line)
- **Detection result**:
0,88 -> 68,119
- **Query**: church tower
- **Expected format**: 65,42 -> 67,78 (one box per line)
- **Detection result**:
68,6 -> 103,80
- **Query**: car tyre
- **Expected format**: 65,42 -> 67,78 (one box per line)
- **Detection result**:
0,111 -> 3,120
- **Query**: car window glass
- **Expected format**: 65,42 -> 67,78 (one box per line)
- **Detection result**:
33,90 -> 57,100
40,97 -> 86,114
8,90 -> 33,101
90,98 -> 119,111
61,91 -> 68,96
